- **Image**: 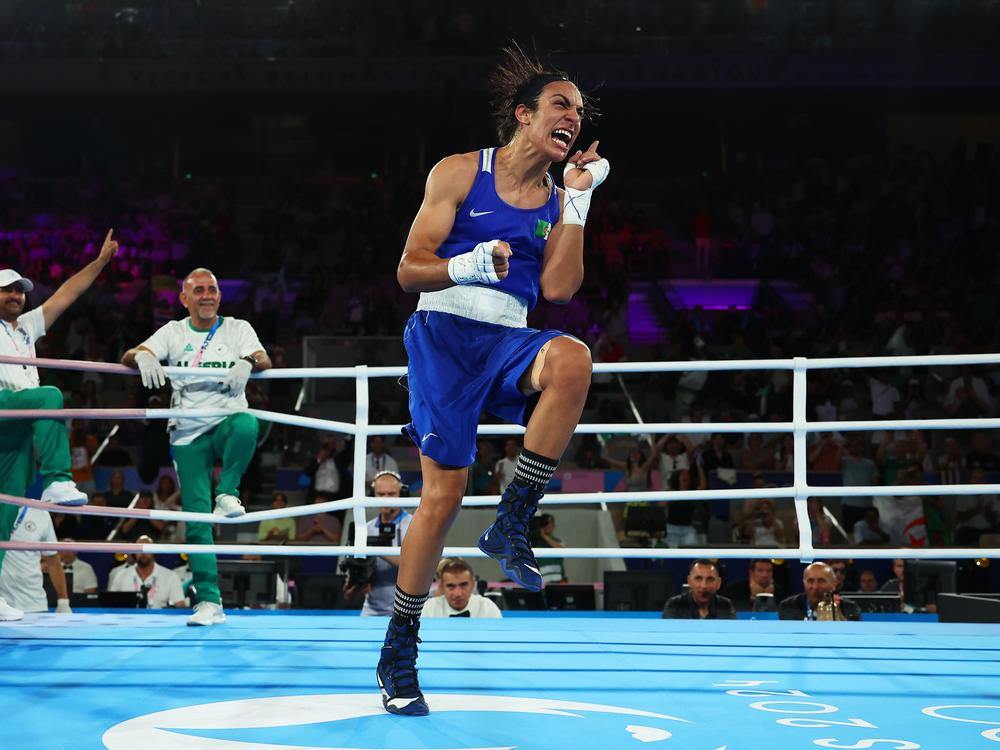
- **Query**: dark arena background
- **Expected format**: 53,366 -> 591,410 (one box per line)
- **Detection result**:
2,2 -> 1000,749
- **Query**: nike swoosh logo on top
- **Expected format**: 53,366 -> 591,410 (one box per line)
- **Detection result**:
421,432 -> 438,444
469,208 -> 494,218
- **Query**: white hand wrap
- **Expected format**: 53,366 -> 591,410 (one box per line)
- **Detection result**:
447,240 -> 503,285
563,158 -> 611,227
56,598 -> 72,614
135,350 -> 167,390
222,358 -> 253,396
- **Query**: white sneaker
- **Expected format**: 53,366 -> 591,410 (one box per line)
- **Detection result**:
213,493 -> 245,518
40,480 -> 88,506
187,601 -> 226,626
0,597 -> 23,621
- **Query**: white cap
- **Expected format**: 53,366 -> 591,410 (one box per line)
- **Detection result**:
0,269 -> 34,292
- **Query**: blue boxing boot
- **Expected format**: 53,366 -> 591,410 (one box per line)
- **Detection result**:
478,481 -> 544,592
376,615 -> 429,716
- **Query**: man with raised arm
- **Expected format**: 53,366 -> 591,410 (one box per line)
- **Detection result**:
122,267 -> 271,626
0,230 -> 119,621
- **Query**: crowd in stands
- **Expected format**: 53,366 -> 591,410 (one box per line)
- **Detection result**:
3,1 -> 999,59
5,117 -> 999,610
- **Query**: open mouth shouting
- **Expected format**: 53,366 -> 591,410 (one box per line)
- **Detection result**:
551,128 -> 574,153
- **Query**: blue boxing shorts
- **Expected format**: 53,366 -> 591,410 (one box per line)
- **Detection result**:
402,310 -> 572,468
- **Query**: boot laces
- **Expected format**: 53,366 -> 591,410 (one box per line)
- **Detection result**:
383,620 -> 422,691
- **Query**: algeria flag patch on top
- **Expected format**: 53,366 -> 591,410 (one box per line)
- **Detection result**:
534,219 -> 552,240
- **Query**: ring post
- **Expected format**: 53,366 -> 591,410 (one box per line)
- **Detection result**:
792,357 -> 814,563
351,365 -> 371,559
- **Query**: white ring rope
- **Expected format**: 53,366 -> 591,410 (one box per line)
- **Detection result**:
3,352 -> 999,562
0,539 -> 984,561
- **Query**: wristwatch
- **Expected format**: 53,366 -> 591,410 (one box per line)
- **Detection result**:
241,355 -> 257,370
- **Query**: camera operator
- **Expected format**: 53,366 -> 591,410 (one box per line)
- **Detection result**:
342,471 -> 412,616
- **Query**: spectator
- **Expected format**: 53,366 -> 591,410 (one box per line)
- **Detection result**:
858,570 -> 879,593
852,507 -> 890,546
934,436 -> 966,484
808,497 -> 832,545
740,433 -> 774,471
943,367 -> 994,417
68,420 -> 99,493
966,432 -> 1000,472
421,558 -> 502,618
954,468 -> 1000,545
654,434 -> 692,489
606,441 -> 657,492
107,535 -> 186,608
874,462 -> 927,547
662,560 -> 736,619
840,438 -> 880,531
826,559 -> 854,593
868,372 -> 900,419
700,433 -> 736,476
493,437 -> 520,494
295,493 -> 342,545
739,498 -> 786,547
773,434 -> 794,472
467,439 -> 498,496
59,543 -> 98,594
664,465 -> 709,548
365,435 -> 399,484
573,434 -> 612,469
723,558 -> 786,611
807,432 -> 844,472
528,513 -> 566,585
104,470 -> 134,509
304,433 -> 352,501
119,492 -> 163,541
879,558 -> 906,598
258,492 -> 297,543
76,492 -> 116,541
778,562 -> 861,621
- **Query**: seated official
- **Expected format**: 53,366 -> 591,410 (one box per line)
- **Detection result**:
421,558 -> 502,619
59,543 -> 98,593
107,535 -> 186,608
723,558 -> 785,610
662,559 -> 736,620
778,562 -> 861,621
0,508 -> 71,614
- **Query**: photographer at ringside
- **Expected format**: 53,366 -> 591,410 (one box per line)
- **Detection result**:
341,471 -> 412,616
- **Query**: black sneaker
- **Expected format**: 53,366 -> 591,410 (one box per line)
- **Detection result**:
478,483 -> 543,591
376,616 -> 429,716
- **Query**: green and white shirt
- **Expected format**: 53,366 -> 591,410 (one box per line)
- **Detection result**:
140,316 -> 264,446
0,307 -> 45,391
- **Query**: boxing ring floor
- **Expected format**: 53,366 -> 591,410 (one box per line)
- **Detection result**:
4,613 -> 1000,749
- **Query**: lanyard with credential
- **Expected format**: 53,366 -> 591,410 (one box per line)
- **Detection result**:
0,320 -> 29,370
189,317 -> 222,368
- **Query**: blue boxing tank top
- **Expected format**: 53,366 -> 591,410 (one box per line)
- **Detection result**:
435,147 -> 561,311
